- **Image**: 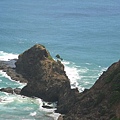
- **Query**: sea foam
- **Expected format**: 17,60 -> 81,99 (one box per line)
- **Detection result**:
62,60 -> 85,91
0,51 -> 18,68
0,51 -> 106,119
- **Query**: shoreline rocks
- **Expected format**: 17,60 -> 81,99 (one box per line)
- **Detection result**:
0,44 -> 76,115
0,87 -> 21,95
0,44 -> 120,120
63,60 -> 120,120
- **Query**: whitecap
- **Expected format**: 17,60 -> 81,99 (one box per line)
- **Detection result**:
62,60 -> 81,88
30,111 -> 37,116
0,70 -> 26,88
0,51 -> 18,61
36,98 -> 59,120
62,60 -> 86,92
0,51 -> 18,68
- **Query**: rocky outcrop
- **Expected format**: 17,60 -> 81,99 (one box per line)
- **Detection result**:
63,61 -> 120,120
0,61 -> 28,83
15,44 -> 73,108
0,44 -> 77,114
0,87 -> 21,94
0,44 -> 119,120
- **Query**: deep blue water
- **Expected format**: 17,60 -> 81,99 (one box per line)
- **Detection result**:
0,0 -> 120,119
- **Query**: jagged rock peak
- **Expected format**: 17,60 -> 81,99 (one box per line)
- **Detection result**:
15,44 -> 67,80
19,44 -> 52,61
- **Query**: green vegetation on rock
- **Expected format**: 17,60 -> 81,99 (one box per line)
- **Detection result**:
48,55 -> 53,61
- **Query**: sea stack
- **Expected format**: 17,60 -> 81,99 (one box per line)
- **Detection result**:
15,44 -> 71,102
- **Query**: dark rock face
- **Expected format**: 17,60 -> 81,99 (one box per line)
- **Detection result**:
0,87 -> 21,94
63,61 -> 120,120
15,44 -> 71,104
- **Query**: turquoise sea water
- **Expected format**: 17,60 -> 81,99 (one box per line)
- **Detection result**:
0,0 -> 120,119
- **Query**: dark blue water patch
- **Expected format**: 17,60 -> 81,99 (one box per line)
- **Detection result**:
0,0 -> 119,69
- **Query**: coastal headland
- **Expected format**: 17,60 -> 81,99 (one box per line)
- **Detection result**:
0,44 -> 120,120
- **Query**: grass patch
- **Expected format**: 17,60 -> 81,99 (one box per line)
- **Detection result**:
48,55 -> 53,61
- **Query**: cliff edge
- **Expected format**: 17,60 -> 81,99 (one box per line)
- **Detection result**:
63,61 -> 120,120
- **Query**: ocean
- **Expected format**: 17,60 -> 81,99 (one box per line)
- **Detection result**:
0,0 -> 120,119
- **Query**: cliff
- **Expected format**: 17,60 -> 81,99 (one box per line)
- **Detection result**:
0,44 -> 119,120
63,61 -> 120,120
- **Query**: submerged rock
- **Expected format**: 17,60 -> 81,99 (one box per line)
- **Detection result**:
0,87 -> 13,94
0,87 -> 21,94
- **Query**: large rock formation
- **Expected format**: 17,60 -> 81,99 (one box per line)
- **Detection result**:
0,44 -> 119,120
63,61 -> 120,120
15,44 -> 72,104
0,44 -> 78,114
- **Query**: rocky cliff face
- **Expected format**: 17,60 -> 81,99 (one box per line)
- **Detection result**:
63,61 -> 120,120
0,44 -> 119,120
15,44 -> 73,106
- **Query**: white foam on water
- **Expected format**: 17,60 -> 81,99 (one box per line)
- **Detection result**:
62,60 -> 86,91
0,70 -> 26,88
0,51 -> 26,88
0,51 -> 59,119
98,67 -> 107,76
0,51 -> 18,61
62,60 -> 107,92
0,70 -> 12,80
28,97 -> 60,120
30,111 -> 37,116
62,61 -> 80,88
0,94 -> 14,104
0,51 -> 18,68
0,52 -> 106,120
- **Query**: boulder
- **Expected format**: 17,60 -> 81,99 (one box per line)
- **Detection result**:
0,87 -> 21,94
0,87 -> 13,94
14,88 -> 21,94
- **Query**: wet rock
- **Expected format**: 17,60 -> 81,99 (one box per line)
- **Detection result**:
14,88 -> 21,94
0,87 -> 21,94
0,87 -> 13,94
